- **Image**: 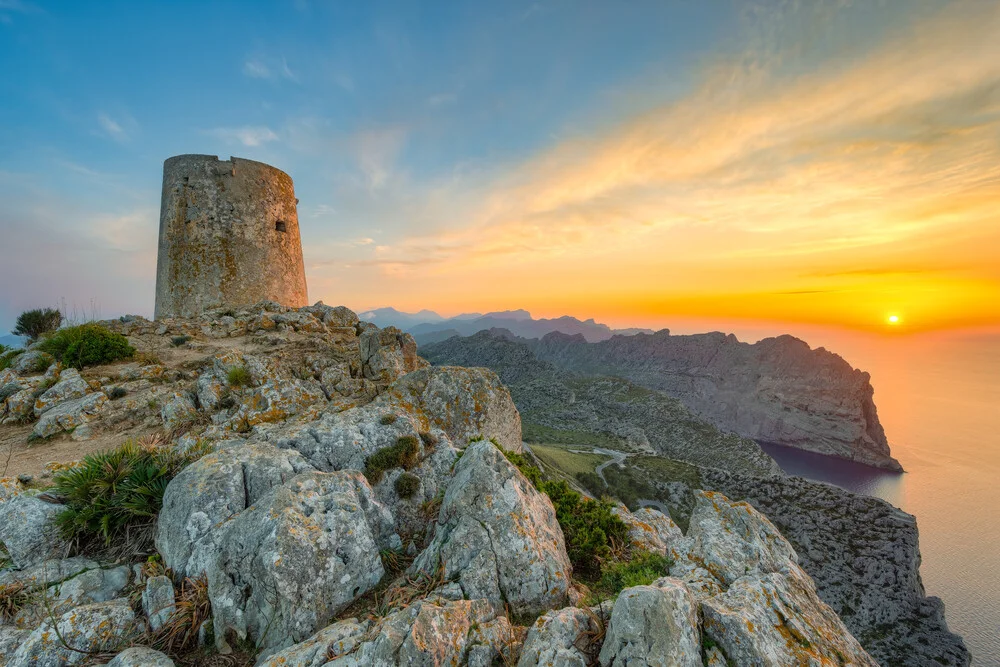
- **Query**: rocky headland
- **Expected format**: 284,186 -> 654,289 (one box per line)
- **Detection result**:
0,303 -> 965,665
526,329 -> 902,471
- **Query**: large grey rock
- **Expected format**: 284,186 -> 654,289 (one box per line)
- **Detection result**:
156,442 -> 316,577
2,388 -> 36,424
359,325 -> 428,383
206,471 -> 399,654
33,368 -> 88,417
612,506 -> 683,556
412,439 -> 571,616
598,578 -> 700,667
31,392 -> 108,439
0,494 -> 67,568
160,391 -> 197,430
10,599 -> 141,666
106,647 -> 175,667
142,575 -> 176,631
702,569 -> 877,667
670,491 -> 878,667
11,351 -> 54,375
257,618 -> 369,667
13,565 -> 130,629
0,556 -> 98,589
517,607 -> 599,667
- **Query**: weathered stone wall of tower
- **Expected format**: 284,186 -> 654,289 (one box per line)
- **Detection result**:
154,154 -> 308,319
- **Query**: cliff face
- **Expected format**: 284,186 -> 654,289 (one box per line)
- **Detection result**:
530,329 -> 902,470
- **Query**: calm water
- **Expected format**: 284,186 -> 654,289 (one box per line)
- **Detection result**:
759,332 -> 1000,666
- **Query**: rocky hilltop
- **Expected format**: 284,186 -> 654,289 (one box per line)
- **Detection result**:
529,329 -> 902,470
0,302 -> 904,666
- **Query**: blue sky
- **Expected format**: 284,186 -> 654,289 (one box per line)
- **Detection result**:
2,0 -> 998,333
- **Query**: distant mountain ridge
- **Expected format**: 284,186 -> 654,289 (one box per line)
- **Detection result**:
356,307 -> 653,343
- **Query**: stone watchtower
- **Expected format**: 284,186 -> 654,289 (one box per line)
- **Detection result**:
153,154 -> 308,319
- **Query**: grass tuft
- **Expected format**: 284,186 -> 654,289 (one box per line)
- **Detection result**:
226,365 -> 251,388
365,436 -> 420,484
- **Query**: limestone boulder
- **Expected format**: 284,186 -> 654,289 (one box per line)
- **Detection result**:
206,471 -> 399,654
160,391 -> 197,430
360,326 -> 427,384
33,368 -> 88,417
10,350 -> 54,375
106,647 -> 175,667
2,389 -> 35,424
31,392 -> 108,439
156,442 -> 316,577
142,575 -> 176,631
12,565 -> 130,629
411,439 -> 571,616
0,368 -> 24,402
517,607 -> 599,667
318,598 -> 515,667
0,627 -> 28,665
702,569 -> 878,667
0,493 -> 67,568
10,599 -> 142,666
257,618 -> 369,667
597,578 -> 701,667
195,372 -> 227,411
612,506 -> 683,556
0,556 -> 98,589
387,366 -> 523,453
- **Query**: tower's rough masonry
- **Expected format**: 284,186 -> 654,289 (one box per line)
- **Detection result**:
154,154 -> 308,319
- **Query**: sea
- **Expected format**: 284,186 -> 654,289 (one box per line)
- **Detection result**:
752,330 -> 1000,666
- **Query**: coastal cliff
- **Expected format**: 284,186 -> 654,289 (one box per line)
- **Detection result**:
529,329 -> 902,470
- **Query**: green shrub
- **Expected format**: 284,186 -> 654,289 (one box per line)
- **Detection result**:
12,308 -> 62,341
379,413 -> 398,426
602,465 -> 653,511
0,348 -> 23,371
591,550 -> 671,600
418,431 -> 438,449
170,335 -> 191,347
503,450 -> 629,579
226,365 -> 251,388
394,472 -> 421,498
50,439 -> 212,548
37,324 -> 135,369
365,435 -> 420,484
108,386 -> 128,400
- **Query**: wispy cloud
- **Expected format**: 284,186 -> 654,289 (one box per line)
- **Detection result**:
207,125 -> 279,147
243,56 -> 299,82
243,59 -> 271,79
96,112 -> 136,142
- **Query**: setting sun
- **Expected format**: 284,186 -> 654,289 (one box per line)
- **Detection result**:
888,315 -> 901,325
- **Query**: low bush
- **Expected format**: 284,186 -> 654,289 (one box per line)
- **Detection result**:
108,386 -> 128,400
0,347 -> 23,371
12,308 -> 62,341
226,365 -> 251,388
418,431 -> 438,449
37,324 -> 135,369
379,413 -> 398,425
394,472 -> 421,498
50,439 -> 212,550
365,435 -> 420,484
0,580 -> 34,621
590,550 -> 671,600
503,450 -> 629,579
170,335 -> 191,347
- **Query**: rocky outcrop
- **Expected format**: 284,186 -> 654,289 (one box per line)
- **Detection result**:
32,392 -> 108,439
106,647 -> 175,667
517,607 -> 599,667
412,439 -> 572,616
668,491 -> 878,666
528,330 -> 901,470
699,469 -> 970,666
206,471 -> 398,654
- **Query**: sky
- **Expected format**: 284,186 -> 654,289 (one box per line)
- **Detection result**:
1,0 -> 999,337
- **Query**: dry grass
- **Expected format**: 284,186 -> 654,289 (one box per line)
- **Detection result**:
150,575 -> 212,655
0,580 -> 35,621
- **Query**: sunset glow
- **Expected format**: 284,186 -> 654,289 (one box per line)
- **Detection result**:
1,1 -> 999,335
